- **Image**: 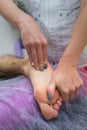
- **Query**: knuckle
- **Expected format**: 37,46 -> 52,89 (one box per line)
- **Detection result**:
35,39 -> 42,46
23,41 -> 29,47
25,40 -> 34,47
63,89 -> 69,96
43,39 -> 48,46
29,40 -> 35,46
71,86 -> 75,92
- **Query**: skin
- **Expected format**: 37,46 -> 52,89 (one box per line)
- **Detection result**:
47,0 -> 87,101
0,0 -> 87,102
0,55 -> 62,120
0,0 -> 48,71
24,59 -> 62,120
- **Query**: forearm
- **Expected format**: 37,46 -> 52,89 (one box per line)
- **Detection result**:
0,55 -> 29,78
59,4 -> 87,68
0,0 -> 29,29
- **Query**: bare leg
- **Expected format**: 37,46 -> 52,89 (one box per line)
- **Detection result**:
0,55 -> 62,120
0,55 -> 27,78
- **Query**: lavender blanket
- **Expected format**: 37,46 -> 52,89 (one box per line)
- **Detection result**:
0,67 -> 87,130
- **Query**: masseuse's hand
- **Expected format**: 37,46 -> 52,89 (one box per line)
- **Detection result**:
19,14 -> 48,71
47,64 -> 83,101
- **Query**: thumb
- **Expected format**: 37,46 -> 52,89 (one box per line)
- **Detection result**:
47,79 -> 56,100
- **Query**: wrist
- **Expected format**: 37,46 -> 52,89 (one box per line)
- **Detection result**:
22,59 -> 33,78
17,13 -> 32,31
57,55 -> 77,72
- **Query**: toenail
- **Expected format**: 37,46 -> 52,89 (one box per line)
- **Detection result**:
47,93 -> 52,100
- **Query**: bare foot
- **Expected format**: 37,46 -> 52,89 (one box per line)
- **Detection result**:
24,62 -> 62,120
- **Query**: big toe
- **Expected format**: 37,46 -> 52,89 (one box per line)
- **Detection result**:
53,97 -> 62,111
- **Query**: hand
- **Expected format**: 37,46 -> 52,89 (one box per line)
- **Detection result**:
47,65 -> 83,101
18,14 -> 48,71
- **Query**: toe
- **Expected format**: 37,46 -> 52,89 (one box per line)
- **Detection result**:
57,100 -> 62,107
39,103 -> 53,120
58,96 -> 63,102
53,110 -> 58,118
53,103 -> 59,111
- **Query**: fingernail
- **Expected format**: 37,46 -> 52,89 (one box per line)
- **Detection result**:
31,62 -> 34,66
47,93 -> 52,100
39,66 -> 44,71
35,65 -> 39,70
44,64 -> 48,69
34,65 -> 39,70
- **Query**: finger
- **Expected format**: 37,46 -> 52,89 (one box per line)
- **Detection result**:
48,89 -> 60,105
53,104 -> 60,111
47,80 -> 56,100
63,94 -> 69,102
73,87 -> 78,100
59,97 -> 63,102
63,92 -> 69,102
57,87 -> 69,102
71,85 -> 81,100
57,100 -> 62,107
42,39 -> 48,69
27,48 -> 36,68
24,38 -> 38,68
30,45 -> 38,70
26,48 -> 33,65
36,42 -> 44,71
69,86 -> 76,101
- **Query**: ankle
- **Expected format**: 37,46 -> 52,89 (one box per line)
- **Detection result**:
23,59 -> 31,78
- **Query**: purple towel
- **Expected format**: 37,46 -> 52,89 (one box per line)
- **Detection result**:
15,39 -> 23,58
0,66 -> 87,130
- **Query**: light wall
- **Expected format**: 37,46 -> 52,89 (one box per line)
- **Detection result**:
0,16 -> 20,56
